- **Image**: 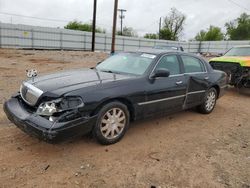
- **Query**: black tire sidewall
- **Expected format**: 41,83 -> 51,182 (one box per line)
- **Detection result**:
93,101 -> 130,145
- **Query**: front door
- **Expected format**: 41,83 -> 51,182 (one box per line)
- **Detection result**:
141,54 -> 187,117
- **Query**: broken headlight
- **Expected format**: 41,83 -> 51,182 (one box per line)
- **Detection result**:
36,97 -> 84,116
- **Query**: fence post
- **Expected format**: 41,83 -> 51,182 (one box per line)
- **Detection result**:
225,41 -> 229,51
198,41 -> 202,54
188,42 -> 190,53
84,32 -> 86,50
31,29 -> 34,49
0,24 -> 2,48
60,31 -> 63,50
104,35 -> 107,52
122,38 -> 125,51
139,38 -> 141,49
207,41 -> 211,53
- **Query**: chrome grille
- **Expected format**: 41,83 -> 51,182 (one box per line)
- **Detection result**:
20,82 -> 43,106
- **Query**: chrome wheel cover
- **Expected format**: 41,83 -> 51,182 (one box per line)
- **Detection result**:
100,108 -> 126,139
205,91 -> 216,111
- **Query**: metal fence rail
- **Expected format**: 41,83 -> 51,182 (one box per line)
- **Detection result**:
0,23 -> 250,54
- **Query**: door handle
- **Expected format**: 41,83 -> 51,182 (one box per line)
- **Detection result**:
176,81 -> 183,85
204,76 -> 209,80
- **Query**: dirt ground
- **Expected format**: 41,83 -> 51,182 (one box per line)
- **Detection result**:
0,49 -> 249,188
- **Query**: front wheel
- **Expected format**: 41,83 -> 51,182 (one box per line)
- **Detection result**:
197,88 -> 217,114
93,101 -> 130,145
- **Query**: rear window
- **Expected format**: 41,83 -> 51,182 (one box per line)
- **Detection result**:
181,56 -> 205,73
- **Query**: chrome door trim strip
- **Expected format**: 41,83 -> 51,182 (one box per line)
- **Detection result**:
138,90 -> 206,106
187,90 -> 206,95
138,95 -> 186,106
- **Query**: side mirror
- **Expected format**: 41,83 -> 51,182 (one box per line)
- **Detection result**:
150,68 -> 170,79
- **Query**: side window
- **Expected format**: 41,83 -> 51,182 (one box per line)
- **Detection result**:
155,55 -> 181,75
181,56 -> 205,73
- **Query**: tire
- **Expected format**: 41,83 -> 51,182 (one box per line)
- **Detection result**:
197,88 -> 217,114
93,101 -> 130,145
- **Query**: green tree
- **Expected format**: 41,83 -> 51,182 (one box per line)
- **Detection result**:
64,21 -> 105,33
144,33 -> 158,39
225,13 -> 250,40
195,26 -> 224,41
195,30 -> 207,41
159,8 -> 186,40
117,27 -> 137,37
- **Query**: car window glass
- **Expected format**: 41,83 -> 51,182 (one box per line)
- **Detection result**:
181,56 -> 205,73
96,53 -> 154,75
155,55 -> 180,75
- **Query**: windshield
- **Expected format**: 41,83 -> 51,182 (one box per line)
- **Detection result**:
96,53 -> 156,75
224,47 -> 250,56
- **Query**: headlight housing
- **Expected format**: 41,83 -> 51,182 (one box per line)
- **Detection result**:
36,97 -> 84,116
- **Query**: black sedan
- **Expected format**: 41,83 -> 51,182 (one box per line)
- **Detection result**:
4,50 -> 228,145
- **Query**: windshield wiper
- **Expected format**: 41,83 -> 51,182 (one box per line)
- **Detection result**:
102,70 -> 113,73
100,69 -> 119,74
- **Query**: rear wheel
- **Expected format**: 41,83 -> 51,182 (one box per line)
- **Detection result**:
197,88 -> 217,114
93,101 -> 130,145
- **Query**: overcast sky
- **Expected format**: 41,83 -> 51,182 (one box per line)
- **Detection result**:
0,0 -> 249,40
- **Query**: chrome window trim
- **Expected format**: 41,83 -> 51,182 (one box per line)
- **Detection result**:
184,72 -> 207,75
149,54 -> 208,80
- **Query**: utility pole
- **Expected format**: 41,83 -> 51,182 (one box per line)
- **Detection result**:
91,0 -> 97,52
111,0 -> 118,53
159,17 -> 162,39
118,9 -> 126,35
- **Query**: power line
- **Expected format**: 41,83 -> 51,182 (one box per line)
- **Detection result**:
0,12 -> 71,23
227,0 -> 250,12
0,11 -> 107,30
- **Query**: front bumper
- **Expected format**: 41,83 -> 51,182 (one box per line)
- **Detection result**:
3,97 -> 97,143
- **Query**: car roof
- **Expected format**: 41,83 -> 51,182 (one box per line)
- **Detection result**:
125,48 -> 194,57
135,48 -> 179,55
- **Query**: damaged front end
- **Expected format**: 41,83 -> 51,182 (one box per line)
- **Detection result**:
3,92 -> 97,142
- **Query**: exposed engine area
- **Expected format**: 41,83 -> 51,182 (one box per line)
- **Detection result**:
210,61 -> 250,89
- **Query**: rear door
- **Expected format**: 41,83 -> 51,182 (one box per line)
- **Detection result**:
180,55 -> 210,109
141,54 -> 187,117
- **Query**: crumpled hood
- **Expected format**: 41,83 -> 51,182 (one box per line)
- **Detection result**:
26,68 -> 134,95
209,56 -> 250,67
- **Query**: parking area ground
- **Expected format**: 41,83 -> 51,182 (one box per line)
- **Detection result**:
0,49 -> 249,188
